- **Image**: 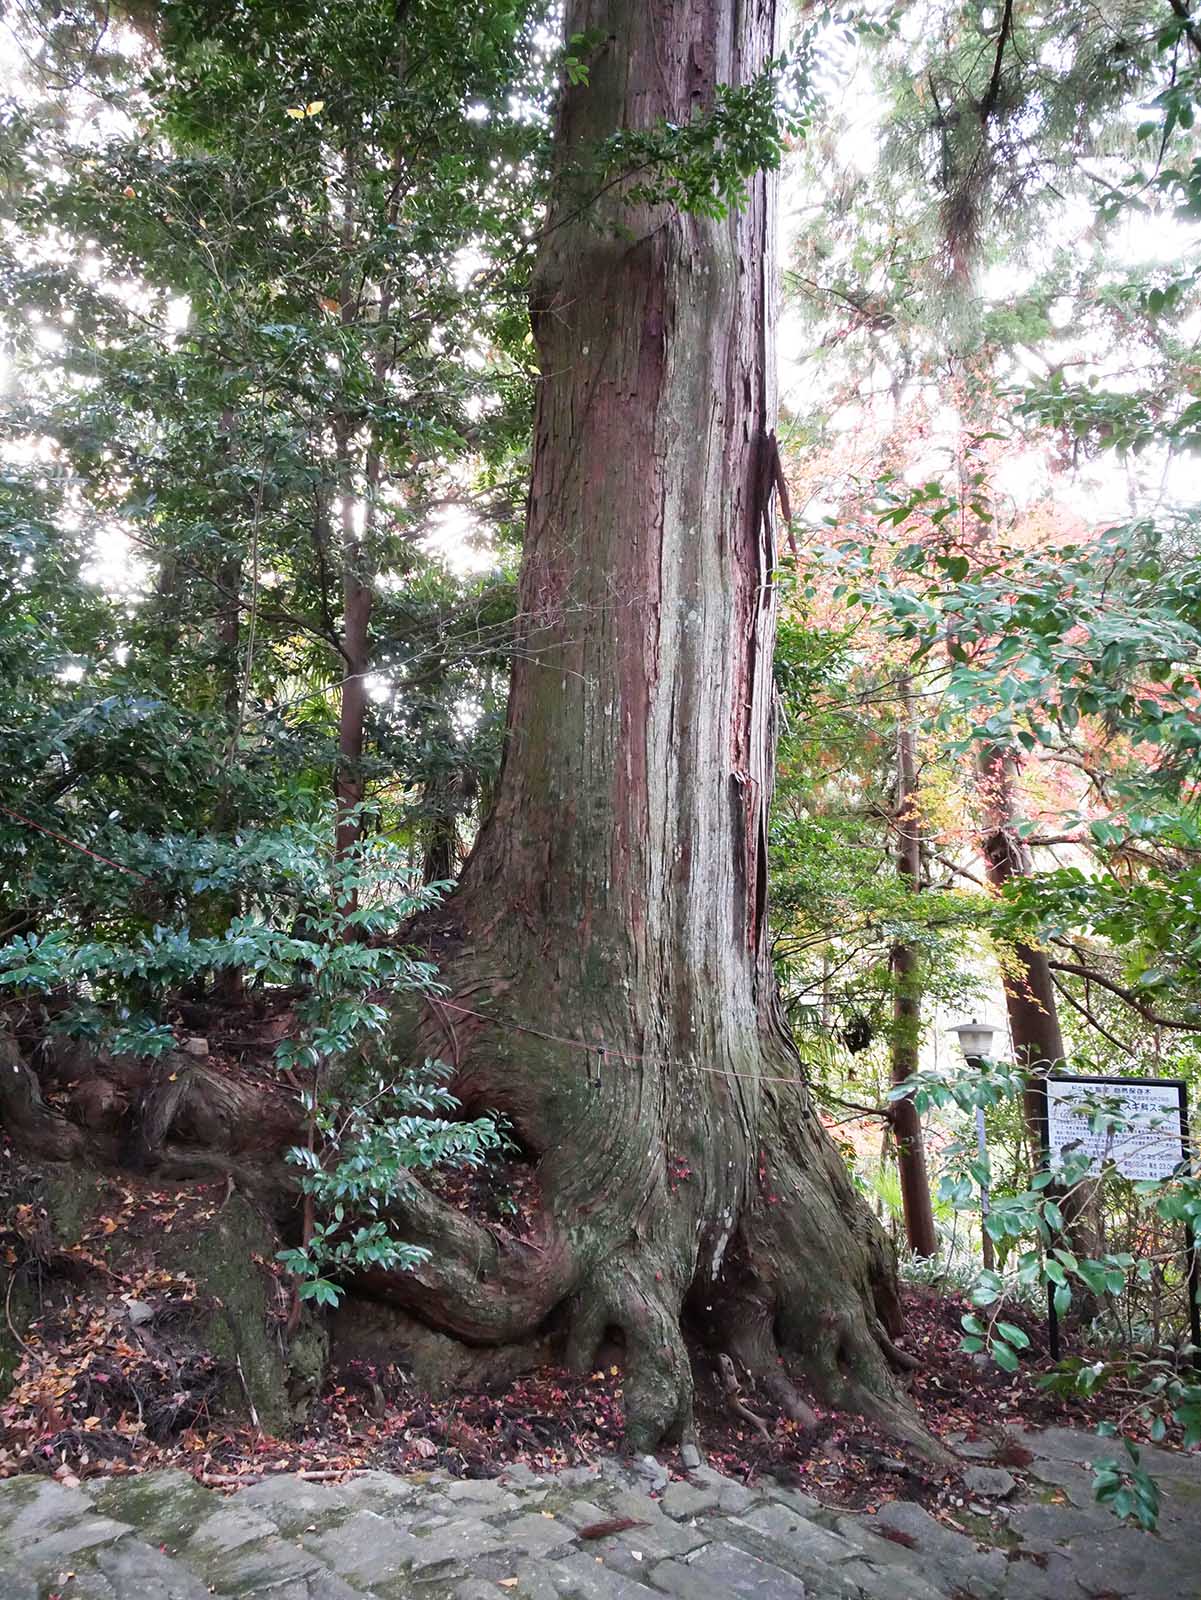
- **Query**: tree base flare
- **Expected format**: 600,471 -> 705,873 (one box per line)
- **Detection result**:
0,996 -> 943,1463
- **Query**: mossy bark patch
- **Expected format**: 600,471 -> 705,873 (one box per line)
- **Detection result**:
169,1193 -> 326,1434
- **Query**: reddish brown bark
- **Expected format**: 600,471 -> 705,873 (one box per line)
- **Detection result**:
382,0 -> 929,1453
977,746 -> 1066,1132
206,407 -> 246,999
2,1 -> 934,1456
335,558 -> 372,877
978,746 -> 1099,1291
332,146 -> 374,904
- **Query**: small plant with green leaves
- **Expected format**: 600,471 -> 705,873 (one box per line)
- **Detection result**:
1090,1438 -> 1162,1532
277,1058 -> 512,1307
0,818 -> 511,1310
891,1057 -> 1201,1526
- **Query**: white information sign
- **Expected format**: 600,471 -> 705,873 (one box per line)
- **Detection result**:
1045,1077 -> 1186,1181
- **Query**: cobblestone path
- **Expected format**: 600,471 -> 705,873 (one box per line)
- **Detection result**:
1,1425 -> 1198,1599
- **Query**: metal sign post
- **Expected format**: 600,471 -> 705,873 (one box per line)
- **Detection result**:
974,1103 -> 995,1271
1035,1075 -> 1060,1360
1038,1074 -> 1200,1365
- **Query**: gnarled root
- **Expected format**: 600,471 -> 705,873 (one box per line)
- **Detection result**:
2,1002 -> 950,1465
699,1271 -> 818,1432
132,1052 -> 298,1172
716,1353 -> 773,1441
0,1043 -> 86,1162
875,1323 -> 921,1374
330,1298 -> 553,1394
715,1083 -> 954,1468
362,1173 -> 576,1344
566,1249 -> 693,1452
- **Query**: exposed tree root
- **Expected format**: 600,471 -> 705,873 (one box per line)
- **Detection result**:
330,1298 -> 553,1394
565,1250 -> 694,1451
0,1010 -> 952,1465
131,1052 -> 297,1171
726,1339 -> 819,1433
875,1324 -> 922,1374
0,1036 -> 87,1162
717,1352 -> 774,1441
364,1173 -> 575,1344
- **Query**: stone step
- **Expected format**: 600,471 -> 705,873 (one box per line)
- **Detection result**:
1,1424 -> 1199,1600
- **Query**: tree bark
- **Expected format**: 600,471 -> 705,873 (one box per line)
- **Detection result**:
889,691 -> 938,1258
0,0 -> 929,1457
333,147 -> 372,905
977,745 -> 1100,1295
420,787 -> 458,887
335,547 -> 372,878
213,402 -> 246,997
378,0 -> 928,1454
977,746 -> 1066,1126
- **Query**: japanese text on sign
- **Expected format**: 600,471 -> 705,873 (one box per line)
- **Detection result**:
1045,1078 -> 1185,1181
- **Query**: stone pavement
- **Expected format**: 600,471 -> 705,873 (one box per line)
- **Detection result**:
1,1425 -> 1199,1600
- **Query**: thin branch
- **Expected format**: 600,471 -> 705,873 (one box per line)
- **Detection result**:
980,0 -> 1017,126
121,527 -> 348,664
924,848 -> 987,888
817,1089 -> 894,1123
1048,957 -> 1201,1033
0,802 -> 154,884
1049,971 -> 1132,1055
1169,0 -> 1201,55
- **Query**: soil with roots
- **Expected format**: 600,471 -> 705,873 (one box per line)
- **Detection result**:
0,955 -> 937,1464
0,1018 -> 1160,1511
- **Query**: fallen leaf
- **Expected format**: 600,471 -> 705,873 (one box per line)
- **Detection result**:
580,1518 -> 646,1540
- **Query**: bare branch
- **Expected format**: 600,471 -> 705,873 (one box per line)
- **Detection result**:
1048,957 -> 1201,1033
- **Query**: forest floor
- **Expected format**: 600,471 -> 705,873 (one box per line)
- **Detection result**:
0,1154 -> 1178,1527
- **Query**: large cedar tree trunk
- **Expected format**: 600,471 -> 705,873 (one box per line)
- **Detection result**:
3,0 -> 930,1454
372,0 -> 923,1452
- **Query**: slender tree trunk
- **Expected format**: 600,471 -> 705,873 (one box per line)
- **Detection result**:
332,145 -> 372,904
890,691 -> 938,1258
209,405 -> 244,1000
369,0 -> 933,1455
420,789 -> 458,887
332,136 -> 401,903
977,745 -> 1100,1294
335,530 -> 372,877
977,746 -> 1066,1129
211,547 -> 246,1002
